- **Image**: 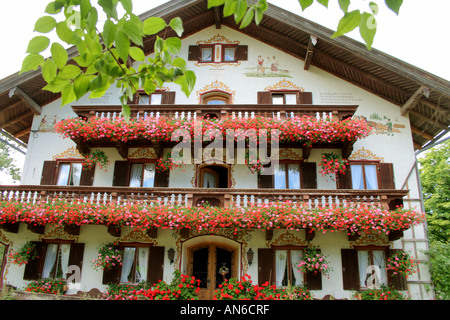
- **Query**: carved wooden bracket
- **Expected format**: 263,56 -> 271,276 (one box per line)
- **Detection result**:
27,224 -> 45,234
388,229 -> 404,241
146,227 -> 158,239
107,225 -> 121,237
180,228 -> 190,239
0,222 -> 19,233
114,141 -> 129,159
64,224 -> 80,236
265,229 -> 274,241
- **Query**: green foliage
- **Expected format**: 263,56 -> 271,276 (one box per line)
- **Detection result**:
0,141 -> 21,182
20,0 -> 197,120
353,285 -> 411,300
425,241 -> 450,300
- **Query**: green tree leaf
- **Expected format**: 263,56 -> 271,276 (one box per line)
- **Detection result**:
20,53 -> 44,74
359,12 -> 377,50
115,30 -> 130,62
123,15 -> 143,46
338,0 -> 350,13
208,0 -> 226,8
45,1 -> 64,14
26,36 -> 50,54
234,0 -> 248,24
240,7 -> 254,29
385,0 -> 403,15
80,0 -> 92,19
331,10 -> 361,38
73,74 -> 92,99
41,59 -> 58,83
143,17 -> 166,35
129,46 -> 145,62
56,21 -> 75,44
103,19 -> 117,48
34,16 -> 57,33
119,0 -> 133,14
316,0 -> 329,7
51,42 -> 68,70
224,0 -> 238,17
169,17 -> 184,37
61,83 -> 77,106
165,37 -> 182,55
98,0 -> 118,20
43,78 -> 71,93
59,65 -> 82,80
298,0 -> 314,11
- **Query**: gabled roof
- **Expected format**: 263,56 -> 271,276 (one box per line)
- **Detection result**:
0,0 -> 449,149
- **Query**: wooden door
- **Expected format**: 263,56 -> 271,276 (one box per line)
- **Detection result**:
188,244 -> 236,300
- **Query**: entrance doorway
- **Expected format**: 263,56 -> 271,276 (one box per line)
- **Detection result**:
188,243 -> 237,300
199,165 -> 230,188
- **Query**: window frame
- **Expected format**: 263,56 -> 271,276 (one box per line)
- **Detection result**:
198,44 -> 239,63
354,246 -> 389,290
270,90 -> 300,105
40,240 -> 75,280
349,160 -> 380,190
133,90 -> 164,105
118,243 -> 152,284
128,160 -> 158,188
272,246 -> 307,287
55,160 -> 84,186
273,162 -> 302,189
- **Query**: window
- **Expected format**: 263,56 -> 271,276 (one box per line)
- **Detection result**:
274,248 -> 304,286
274,163 -> 300,189
350,162 -> 379,190
129,163 -> 156,187
201,91 -> 232,105
41,243 -> 71,279
120,245 -> 150,283
357,248 -> 388,289
133,91 -> 175,105
56,162 -> 82,186
271,92 -> 298,105
188,45 -> 248,63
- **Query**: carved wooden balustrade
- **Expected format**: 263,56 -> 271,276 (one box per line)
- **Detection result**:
0,185 -> 407,210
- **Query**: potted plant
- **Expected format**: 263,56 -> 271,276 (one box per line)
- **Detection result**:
8,241 -> 39,266
92,242 -> 123,271
318,152 -> 348,180
297,246 -> 332,277
386,251 -> 418,277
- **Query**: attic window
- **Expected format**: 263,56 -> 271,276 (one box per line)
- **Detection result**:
189,45 -> 247,63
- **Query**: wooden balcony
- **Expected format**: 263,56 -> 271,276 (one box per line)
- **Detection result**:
72,104 -> 358,122
0,185 -> 407,211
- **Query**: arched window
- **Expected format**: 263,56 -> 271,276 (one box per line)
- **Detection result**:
201,91 -> 232,105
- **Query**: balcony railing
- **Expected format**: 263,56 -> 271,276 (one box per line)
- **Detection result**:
72,104 -> 358,121
0,185 -> 408,210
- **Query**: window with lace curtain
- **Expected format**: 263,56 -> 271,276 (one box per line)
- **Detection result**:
56,162 -> 83,186
356,248 -> 388,289
273,248 -> 304,287
41,242 -> 71,279
119,245 -> 150,284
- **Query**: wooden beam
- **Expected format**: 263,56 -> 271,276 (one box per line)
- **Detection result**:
13,127 -> 30,138
401,85 -> 428,116
411,126 -> 434,141
8,87 -> 42,115
304,35 -> 317,70
213,6 -> 222,29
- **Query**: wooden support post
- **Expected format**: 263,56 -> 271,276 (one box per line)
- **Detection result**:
304,35 -> 317,70
9,86 -> 42,115
401,85 -> 428,116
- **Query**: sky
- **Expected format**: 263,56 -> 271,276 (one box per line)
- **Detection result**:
0,0 -> 449,183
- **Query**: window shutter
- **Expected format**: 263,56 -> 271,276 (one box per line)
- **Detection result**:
23,242 -> 46,280
188,45 -> 201,61
154,170 -> 170,187
148,246 -> 165,285
257,92 -> 272,104
258,248 -> 274,285
341,249 -> 360,290
305,271 -> 322,290
40,161 -> 57,185
378,163 -> 395,189
161,91 -> 176,104
387,249 -> 408,290
298,92 -> 313,104
80,166 -> 95,186
112,161 -> 129,186
301,162 -> 317,189
68,243 -> 85,277
337,166 -> 352,189
236,45 -> 248,61
257,172 -> 273,188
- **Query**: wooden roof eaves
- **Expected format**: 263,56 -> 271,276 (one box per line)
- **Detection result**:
263,4 -> 450,97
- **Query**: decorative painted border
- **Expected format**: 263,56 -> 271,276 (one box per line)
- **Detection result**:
349,147 -> 384,162
264,79 -> 305,91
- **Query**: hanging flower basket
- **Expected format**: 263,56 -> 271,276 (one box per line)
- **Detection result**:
319,152 -> 349,180
297,246 -> 332,277
83,150 -> 110,171
386,251 -> 418,277
92,242 -> 123,271
8,241 -> 39,266
156,153 -> 183,172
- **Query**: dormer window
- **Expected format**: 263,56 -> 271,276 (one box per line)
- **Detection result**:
189,44 -> 247,63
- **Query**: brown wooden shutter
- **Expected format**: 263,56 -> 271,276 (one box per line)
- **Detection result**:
80,166 -> 95,186
257,92 -> 272,104
40,161 -> 57,185
301,162 -> 317,189
337,166 -> 352,189
341,249 -> 360,290
387,249 -> 408,290
23,242 -> 46,280
305,271 -> 322,290
257,172 -> 273,188
298,92 -> 313,104
258,248 -> 274,285
236,45 -> 248,61
161,91 -> 175,104
68,243 -> 85,277
112,161 -> 129,186
148,246 -> 165,285
378,163 -> 395,189
188,45 -> 201,61
154,170 -> 169,187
